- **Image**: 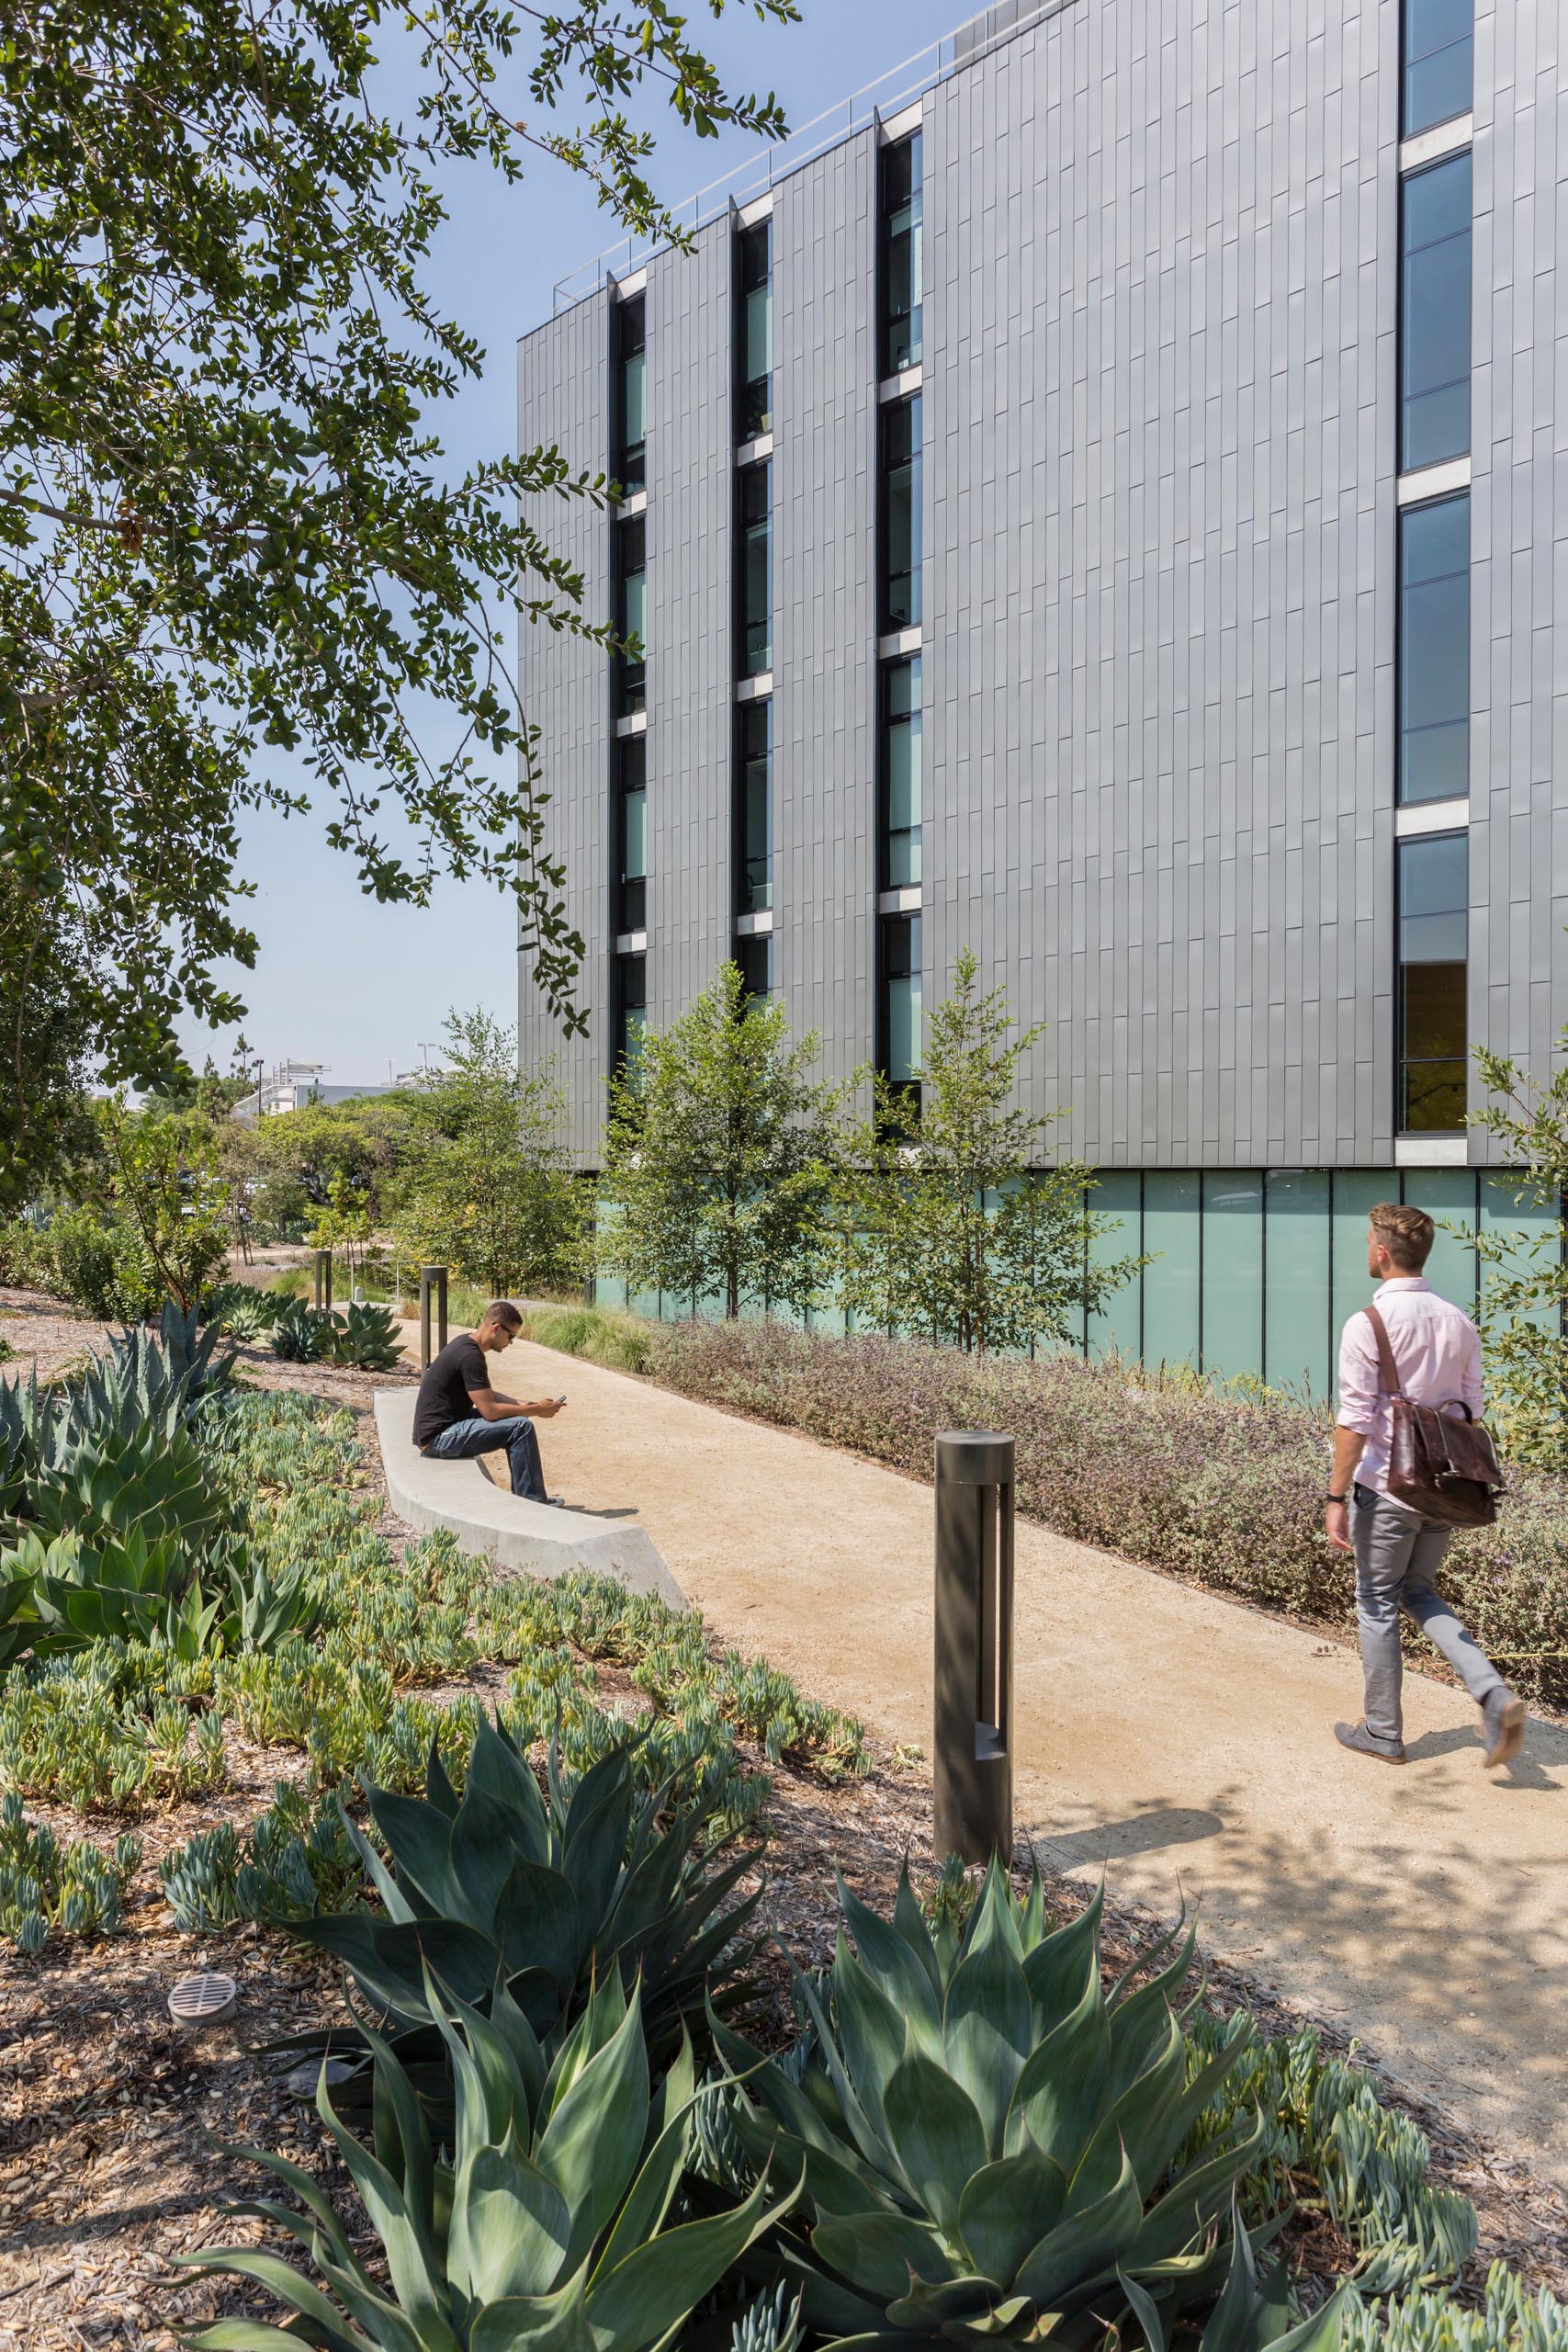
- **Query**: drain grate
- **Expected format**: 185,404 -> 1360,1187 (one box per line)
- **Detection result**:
168,1970 -> 238,2028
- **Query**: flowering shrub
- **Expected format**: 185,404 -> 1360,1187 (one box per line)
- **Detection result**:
637,1319 -> 1568,1707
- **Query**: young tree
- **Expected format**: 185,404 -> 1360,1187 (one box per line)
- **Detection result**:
1460,1034 -> 1568,1468
0,0 -> 799,1191
840,949 -> 1140,1356
99,1100 -> 232,1314
597,963 -> 855,1319
391,1010 -> 586,1297
0,879 -> 97,1211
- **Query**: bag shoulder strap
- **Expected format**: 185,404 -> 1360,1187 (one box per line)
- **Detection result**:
1362,1304 -> 1404,1399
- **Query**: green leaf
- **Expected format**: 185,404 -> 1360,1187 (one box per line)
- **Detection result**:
880,2043 -> 989,2239
495,1858 -> 586,1996
585,2168 -> 784,2352
458,2132 -> 573,2303
942,1902 -> 1033,2154
469,2273 -> 596,2352
536,1982 -> 649,2270
832,1938 -> 908,2143
1013,2143 -> 1144,2312
835,1871 -> 942,2052
465,1713 -> 548,1860
809,2211 -> 953,2301
955,2150 -> 1067,2289
1006,1966 -> 1111,2171
365,1787 -> 466,1918
1021,1883 -> 1103,2032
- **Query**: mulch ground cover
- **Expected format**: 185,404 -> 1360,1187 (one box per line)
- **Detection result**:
0,1291 -> 1563,2346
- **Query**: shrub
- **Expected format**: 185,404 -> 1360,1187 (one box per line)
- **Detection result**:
524,1301 -> 657,1374
269,1298 -> 336,1362
0,1791 -> 141,1951
637,1321 -> 1568,1706
332,1297 -> 403,1370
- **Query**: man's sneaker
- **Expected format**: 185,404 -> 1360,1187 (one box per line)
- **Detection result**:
1335,1719 -> 1406,1765
1482,1688 -> 1527,1770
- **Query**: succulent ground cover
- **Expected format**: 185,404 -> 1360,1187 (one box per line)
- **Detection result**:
0,1302 -> 1563,2351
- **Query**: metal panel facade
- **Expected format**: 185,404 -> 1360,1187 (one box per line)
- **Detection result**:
517,0 -> 1568,1176
516,292 -> 611,1162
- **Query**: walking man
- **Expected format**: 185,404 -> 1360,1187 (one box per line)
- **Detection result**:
1326,1203 -> 1525,1769
412,1300 -> 565,1502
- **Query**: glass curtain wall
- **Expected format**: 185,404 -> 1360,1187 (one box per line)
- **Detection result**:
615,734 -> 647,933
615,295 -> 647,492
736,464 -> 771,677
880,398 -> 922,631
1398,495 -> 1470,803
880,131 -> 923,376
1402,0 -> 1472,136
1400,153 -> 1472,473
1398,831 -> 1469,1131
736,935 -> 772,1001
737,222 -> 772,439
880,657 -> 922,888
615,517 -> 647,714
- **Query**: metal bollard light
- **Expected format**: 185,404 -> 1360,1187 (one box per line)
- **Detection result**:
419,1265 -> 449,1370
933,1430 -> 1016,1867
312,1250 -> 333,1312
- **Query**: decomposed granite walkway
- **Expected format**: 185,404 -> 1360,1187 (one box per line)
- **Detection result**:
435,1333 -> 1568,2183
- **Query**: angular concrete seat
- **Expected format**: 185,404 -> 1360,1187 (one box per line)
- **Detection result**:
373,1389 -> 683,1607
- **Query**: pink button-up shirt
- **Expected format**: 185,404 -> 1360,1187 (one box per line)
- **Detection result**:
1337,1275 -> 1484,1498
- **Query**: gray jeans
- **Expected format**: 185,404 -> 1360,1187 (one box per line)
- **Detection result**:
1351,1483 -> 1504,1748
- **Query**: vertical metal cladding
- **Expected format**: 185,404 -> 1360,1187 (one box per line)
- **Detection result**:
518,0 -> 1568,1176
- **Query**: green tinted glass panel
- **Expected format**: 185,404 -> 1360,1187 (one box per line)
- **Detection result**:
622,569 -> 646,643
622,787 -> 646,879
1086,1172 -> 1143,1363
886,973 -> 921,1083
1410,1168 -> 1478,1313
1330,1171 -> 1394,1399
1141,1171 -> 1201,1372
623,349 -> 646,447
1199,1173 -> 1263,1381
1264,1170 -> 1330,1396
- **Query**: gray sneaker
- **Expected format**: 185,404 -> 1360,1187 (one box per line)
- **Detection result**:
1482,1688 -> 1526,1770
1335,1719 -> 1406,1765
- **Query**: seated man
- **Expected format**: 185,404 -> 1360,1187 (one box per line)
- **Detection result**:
412,1301 -> 564,1502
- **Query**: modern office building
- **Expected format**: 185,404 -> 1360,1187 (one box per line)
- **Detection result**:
516,0 -> 1566,1388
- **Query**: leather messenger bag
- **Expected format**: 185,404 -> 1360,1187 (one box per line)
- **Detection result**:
1362,1305 -> 1506,1527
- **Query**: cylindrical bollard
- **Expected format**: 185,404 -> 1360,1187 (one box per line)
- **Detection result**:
313,1249 -> 333,1312
933,1430 -> 1015,1867
419,1265 -> 449,1369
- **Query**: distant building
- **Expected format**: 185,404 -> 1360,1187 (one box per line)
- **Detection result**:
230,1062 -> 410,1123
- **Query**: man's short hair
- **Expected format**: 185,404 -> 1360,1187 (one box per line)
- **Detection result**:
1369,1203 -> 1435,1272
481,1300 -> 523,1332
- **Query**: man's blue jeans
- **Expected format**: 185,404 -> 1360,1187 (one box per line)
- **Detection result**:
423,1415 -> 547,1501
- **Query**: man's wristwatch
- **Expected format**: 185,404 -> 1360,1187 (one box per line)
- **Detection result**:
1324,1491 -> 1348,1504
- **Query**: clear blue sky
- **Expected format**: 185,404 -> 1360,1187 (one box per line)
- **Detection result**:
183,0 -> 964,1088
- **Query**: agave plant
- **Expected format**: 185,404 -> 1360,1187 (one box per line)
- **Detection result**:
332,1299 -> 404,1371
199,1283 -> 281,1341
711,1861 -> 1348,2351
179,1976 -> 793,2351
270,1299 -> 338,1363
275,1715 -> 762,2112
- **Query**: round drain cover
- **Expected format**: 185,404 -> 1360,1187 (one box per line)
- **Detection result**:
168,1971 -> 238,2027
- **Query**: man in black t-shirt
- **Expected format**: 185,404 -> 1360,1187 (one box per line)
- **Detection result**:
412,1301 -> 565,1502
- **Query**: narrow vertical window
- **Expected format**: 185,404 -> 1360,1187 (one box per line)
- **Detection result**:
1398,832 -> 1468,1131
880,131 -> 923,377
615,294 -> 647,492
737,221 -> 772,441
1398,494 -> 1470,804
615,516 -> 646,714
615,734 -> 647,933
736,935 -> 772,1002
881,397 -> 921,631
1403,0 -> 1472,138
737,463 -> 771,677
880,657 -> 922,888
879,911 -> 922,1111
736,700 -> 772,914
1400,153 -> 1472,472
615,953 -> 648,1070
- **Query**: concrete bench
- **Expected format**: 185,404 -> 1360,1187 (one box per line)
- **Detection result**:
372,1389 -> 683,1607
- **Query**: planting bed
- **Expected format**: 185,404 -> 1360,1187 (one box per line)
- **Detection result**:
0,1299 -> 1565,2352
